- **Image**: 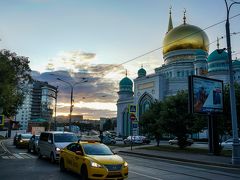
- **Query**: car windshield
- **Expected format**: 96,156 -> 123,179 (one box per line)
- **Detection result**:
54,134 -> 78,142
82,143 -> 114,155
21,134 -> 32,139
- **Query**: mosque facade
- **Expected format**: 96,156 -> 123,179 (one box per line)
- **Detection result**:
116,10 -> 240,137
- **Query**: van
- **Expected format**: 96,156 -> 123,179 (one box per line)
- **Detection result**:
37,131 -> 78,163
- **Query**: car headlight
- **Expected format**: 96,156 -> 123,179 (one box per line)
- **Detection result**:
55,147 -> 61,151
90,161 -> 102,168
123,161 -> 128,167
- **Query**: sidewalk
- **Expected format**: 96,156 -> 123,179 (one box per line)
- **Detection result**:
112,145 -> 239,168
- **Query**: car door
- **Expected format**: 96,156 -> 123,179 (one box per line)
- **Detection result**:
71,144 -> 84,173
65,143 -> 78,171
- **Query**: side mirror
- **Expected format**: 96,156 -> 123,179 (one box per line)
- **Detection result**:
75,151 -> 83,156
48,139 -> 52,144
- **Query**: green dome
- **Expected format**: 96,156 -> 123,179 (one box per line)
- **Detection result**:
233,60 -> 240,66
208,49 -> 229,72
119,76 -> 133,92
208,49 -> 228,62
138,68 -> 146,77
119,77 -> 133,86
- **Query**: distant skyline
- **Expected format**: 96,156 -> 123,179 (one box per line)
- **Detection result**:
1,0 -> 240,119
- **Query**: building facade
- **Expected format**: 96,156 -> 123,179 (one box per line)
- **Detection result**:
117,10 -> 240,137
15,80 -> 57,130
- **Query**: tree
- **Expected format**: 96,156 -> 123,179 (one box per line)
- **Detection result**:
141,91 -> 207,148
103,119 -> 114,131
160,91 -> 206,148
222,83 -> 240,136
0,50 -> 32,117
140,101 -> 163,146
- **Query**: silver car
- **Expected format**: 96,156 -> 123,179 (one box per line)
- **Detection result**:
28,135 -> 40,153
221,138 -> 240,150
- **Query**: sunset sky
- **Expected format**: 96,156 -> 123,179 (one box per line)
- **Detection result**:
0,0 -> 240,119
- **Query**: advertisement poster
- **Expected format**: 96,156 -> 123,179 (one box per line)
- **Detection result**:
192,76 -> 223,114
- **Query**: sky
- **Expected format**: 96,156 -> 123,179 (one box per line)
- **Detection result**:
0,0 -> 240,120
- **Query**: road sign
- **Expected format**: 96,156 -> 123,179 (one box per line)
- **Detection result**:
0,115 -> 4,126
130,113 -> 136,121
129,105 -> 137,113
132,123 -> 138,129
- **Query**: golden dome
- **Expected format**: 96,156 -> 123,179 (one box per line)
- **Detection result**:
163,24 -> 209,55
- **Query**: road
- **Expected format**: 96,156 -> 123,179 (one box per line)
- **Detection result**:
0,139 -> 240,180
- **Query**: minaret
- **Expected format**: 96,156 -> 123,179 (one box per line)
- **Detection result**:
167,6 -> 173,33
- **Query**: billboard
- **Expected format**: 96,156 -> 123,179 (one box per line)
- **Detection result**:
189,75 -> 223,114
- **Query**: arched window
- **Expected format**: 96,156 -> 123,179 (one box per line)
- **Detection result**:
138,93 -> 154,135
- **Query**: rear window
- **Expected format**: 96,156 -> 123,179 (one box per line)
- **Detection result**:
54,133 -> 78,142
40,133 -> 49,141
21,134 -> 32,139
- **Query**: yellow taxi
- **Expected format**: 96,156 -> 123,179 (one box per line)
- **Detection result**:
59,141 -> 128,180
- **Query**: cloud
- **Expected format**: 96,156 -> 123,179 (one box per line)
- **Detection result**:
45,50 -> 96,73
31,50 -> 127,119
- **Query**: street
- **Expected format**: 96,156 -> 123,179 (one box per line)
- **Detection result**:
1,139 -> 240,180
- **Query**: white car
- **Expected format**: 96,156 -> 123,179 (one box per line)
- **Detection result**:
123,136 -> 143,144
221,138 -> 240,150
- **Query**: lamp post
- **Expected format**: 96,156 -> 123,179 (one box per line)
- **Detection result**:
54,87 -> 58,131
57,78 -> 88,132
224,0 -> 240,165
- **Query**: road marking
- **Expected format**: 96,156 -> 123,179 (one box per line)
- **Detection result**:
129,171 -> 164,180
2,156 -> 10,159
1,153 -> 37,159
13,153 -> 24,159
19,152 -> 36,158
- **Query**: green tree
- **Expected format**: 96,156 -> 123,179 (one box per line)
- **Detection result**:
0,50 -> 32,117
222,83 -> 240,136
160,91 -> 206,148
140,100 -> 163,146
103,119 -> 114,131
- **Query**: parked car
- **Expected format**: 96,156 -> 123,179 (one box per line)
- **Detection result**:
16,133 -> 32,148
168,137 -> 194,146
101,135 -> 116,145
221,138 -> 240,150
37,131 -> 78,163
28,135 -> 40,153
123,136 -> 147,144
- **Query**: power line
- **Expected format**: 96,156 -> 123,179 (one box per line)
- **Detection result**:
97,13 -> 240,76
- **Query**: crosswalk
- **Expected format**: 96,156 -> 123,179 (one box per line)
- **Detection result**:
1,152 -> 37,160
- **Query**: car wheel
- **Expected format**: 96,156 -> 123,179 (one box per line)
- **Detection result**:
38,149 -> 42,159
60,159 -> 66,172
33,145 -> 36,153
27,145 -> 31,153
50,152 -> 55,163
81,165 -> 88,180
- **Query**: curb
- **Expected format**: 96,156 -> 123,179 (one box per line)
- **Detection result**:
119,150 -> 240,169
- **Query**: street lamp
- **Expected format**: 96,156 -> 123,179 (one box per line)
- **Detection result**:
57,77 -> 88,132
224,0 -> 240,165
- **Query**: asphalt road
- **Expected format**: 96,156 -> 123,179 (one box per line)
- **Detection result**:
0,139 -> 240,180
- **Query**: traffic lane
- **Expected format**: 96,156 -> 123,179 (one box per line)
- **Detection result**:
0,158 -> 79,180
121,154 -> 240,180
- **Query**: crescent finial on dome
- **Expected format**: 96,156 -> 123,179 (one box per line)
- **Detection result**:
217,37 -> 220,49
167,6 -> 173,33
125,69 -> 128,77
183,9 -> 186,24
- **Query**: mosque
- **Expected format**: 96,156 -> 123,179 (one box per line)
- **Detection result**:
116,10 -> 240,137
